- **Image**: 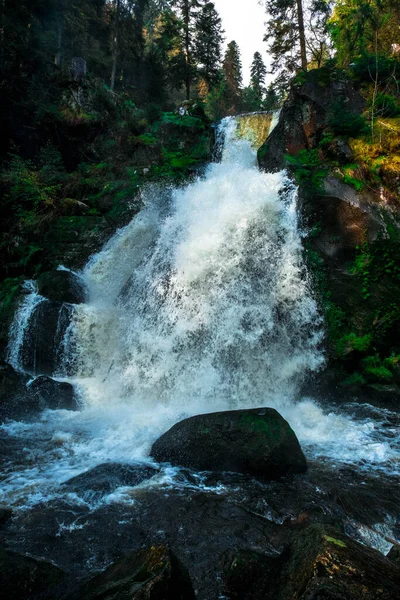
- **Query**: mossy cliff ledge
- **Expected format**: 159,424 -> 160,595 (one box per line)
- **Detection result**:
259,67 -> 400,402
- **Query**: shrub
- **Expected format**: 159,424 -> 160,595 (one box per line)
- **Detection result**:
328,99 -> 368,138
374,93 -> 400,118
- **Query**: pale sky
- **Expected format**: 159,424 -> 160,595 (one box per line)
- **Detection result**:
213,0 -> 271,85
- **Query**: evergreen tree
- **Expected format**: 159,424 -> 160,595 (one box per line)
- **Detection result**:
194,2 -> 224,88
223,40 -> 243,113
172,0 -> 203,99
263,83 -> 281,111
250,51 -> 267,105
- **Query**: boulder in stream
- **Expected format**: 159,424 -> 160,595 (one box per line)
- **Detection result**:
63,462 -> 158,499
28,376 -> 78,412
37,269 -> 87,304
64,545 -> 196,600
150,408 -> 307,479
0,363 -> 78,422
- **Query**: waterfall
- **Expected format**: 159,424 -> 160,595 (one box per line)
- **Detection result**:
3,115 -> 399,509
64,116 -> 324,413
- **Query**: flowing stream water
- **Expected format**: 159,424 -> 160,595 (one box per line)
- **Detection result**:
2,116 -> 400,512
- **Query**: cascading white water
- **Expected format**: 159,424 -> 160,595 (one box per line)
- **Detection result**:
65,116 -> 324,414
2,116 -> 399,510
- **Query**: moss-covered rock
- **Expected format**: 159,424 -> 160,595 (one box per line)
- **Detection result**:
151,408 -> 307,479
279,525 -> 400,600
64,545 -> 195,600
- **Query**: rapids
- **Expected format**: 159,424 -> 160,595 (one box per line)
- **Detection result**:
1,115 -> 400,512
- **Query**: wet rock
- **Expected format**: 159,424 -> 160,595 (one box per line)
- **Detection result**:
258,68 -> 364,172
0,362 -> 28,401
221,549 -> 282,600
0,547 -> 65,600
279,525 -> 400,600
151,408 -> 307,479
0,507 -> 12,527
0,363 -> 77,422
37,269 -> 87,304
28,376 -> 78,412
64,545 -> 196,600
0,363 -> 29,422
63,463 -> 158,499
388,545 -> 400,566
20,300 -> 73,376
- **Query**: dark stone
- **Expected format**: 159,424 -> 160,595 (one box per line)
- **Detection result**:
0,362 -> 28,400
0,507 -> 12,527
0,547 -> 65,600
0,363 -> 77,422
278,525 -> 400,600
150,408 -> 307,479
63,463 -> 158,499
388,545 -> 400,566
28,376 -> 78,411
221,550 -> 282,600
37,269 -> 87,305
64,545 -> 196,600
20,300 -> 73,376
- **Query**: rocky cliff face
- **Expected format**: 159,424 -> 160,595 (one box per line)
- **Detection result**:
259,67 -> 400,401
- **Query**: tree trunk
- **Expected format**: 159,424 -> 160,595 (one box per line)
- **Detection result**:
110,0 -> 121,92
296,0 -> 307,71
183,0 -> 191,100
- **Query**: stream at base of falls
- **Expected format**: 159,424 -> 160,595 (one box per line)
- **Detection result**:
1,116 -> 399,571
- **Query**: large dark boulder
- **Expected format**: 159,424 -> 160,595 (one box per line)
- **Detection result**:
0,548 -> 65,600
64,545 -> 196,600
63,462 -> 158,500
150,408 -> 307,479
37,269 -> 87,304
0,507 -> 12,527
28,376 -> 78,412
0,362 -> 28,400
20,300 -> 73,376
0,363 -> 78,422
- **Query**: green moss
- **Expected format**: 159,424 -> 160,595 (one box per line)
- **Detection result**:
323,535 -> 347,548
342,372 -> 366,387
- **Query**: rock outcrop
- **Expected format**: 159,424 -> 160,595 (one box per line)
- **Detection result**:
221,525 -> 400,600
151,408 -> 307,479
0,363 -> 78,422
37,269 -> 87,305
258,68 -> 364,173
64,545 -> 196,600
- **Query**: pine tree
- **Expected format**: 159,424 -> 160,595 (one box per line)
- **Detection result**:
194,2 -> 224,87
263,83 -> 281,111
172,0 -> 203,99
250,51 -> 267,106
223,40 -> 243,113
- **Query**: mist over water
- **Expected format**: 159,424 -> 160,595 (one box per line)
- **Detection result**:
2,116 -> 400,508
